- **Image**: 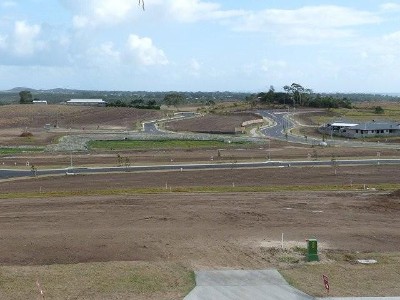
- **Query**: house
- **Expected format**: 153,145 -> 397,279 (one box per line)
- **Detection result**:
66,99 -> 106,106
319,121 -> 400,138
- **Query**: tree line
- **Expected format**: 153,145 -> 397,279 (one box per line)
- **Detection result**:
253,83 -> 352,109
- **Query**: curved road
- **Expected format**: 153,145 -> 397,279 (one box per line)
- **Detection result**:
2,110 -> 399,180
259,110 -> 400,149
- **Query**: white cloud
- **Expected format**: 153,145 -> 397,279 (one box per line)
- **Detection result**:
380,2 -> 400,12
383,31 -> 400,42
167,0 -> 244,23
0,34 -> 7,49
94,0 -> 136,23
127,34 -> 168,66
13,21 -> 44,56
1,1 -> 17,8
231,5 -> 381,44
85,42 -> 121,68
261,59 -> 287,72
72,15 -> 89,29
67,0 -> 140,29
188,58 -> 201,75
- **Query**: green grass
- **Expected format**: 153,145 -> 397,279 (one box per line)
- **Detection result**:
280,252 -> 400,297
312,107 -> 400,124
88,139 -> 250,150
0,261 -> 195,299
2,181 -> 400,199
305,106 -> 400,140
0,147 -> 43,155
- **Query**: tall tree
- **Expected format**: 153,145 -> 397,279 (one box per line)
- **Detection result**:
19,91 -> 33,104
283,83 -> 307,106
163,92 -> 185,107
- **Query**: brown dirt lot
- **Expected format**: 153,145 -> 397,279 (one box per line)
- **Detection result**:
0,166 -> 399,269
165,113 -> 262,134
0,105 -> 162,130
1,106 -> 400,298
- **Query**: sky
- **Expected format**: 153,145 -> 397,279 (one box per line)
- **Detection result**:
0,0 -> 400,93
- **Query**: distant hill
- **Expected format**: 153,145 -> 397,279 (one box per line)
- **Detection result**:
5,87 -> 37,93
0,89 -> 251,104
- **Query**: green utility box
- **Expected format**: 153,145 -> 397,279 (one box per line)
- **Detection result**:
307,239 -> 319,262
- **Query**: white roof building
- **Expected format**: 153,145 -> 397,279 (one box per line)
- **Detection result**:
329,122 -> 359,127
67,99 -> 106,106
32,100 -> 48,104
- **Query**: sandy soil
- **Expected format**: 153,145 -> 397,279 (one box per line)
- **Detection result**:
0,166 -> 399,269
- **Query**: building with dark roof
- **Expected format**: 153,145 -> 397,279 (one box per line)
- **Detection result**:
319,121 -> 400,138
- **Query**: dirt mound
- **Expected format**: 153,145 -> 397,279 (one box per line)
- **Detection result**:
19,131 -> 33,137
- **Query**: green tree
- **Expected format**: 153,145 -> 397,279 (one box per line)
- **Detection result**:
374,106 -> 384,114
19,91 -> 33,104
284,83 -> 307,107
163,92 -> 185,107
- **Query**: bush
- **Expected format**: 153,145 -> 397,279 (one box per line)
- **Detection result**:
374,106 -> 384,114
19,132 -> 33,137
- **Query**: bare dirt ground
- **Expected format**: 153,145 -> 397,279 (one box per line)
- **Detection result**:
0,105 -> 162,130
164,113 -> 262,134
0,165 -> 399,268
0,105 -> 162,146
1,106 -> 400,298
0,188 -> 399,269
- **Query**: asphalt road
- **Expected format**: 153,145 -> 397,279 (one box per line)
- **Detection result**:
258,110 -> 304,143
258,110 -> 400,149
142,121 -> 166,135
1,158 -> 400,180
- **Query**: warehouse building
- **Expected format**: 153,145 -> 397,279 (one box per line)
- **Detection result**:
66,99 -> 107,106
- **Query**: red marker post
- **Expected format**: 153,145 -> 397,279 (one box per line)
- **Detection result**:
322,275 -> 330,294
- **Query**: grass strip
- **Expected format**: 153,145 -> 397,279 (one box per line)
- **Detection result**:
0,147 -> 44,155
0,261 -> 195,299
1,183 -> 400,199
280,252 -> 400,297
88,139 -> 251,150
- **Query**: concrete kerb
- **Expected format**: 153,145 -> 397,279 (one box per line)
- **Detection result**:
319,298 -> 400,300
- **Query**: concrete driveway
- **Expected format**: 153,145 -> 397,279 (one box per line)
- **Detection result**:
184,269 -> 400,300
184,269 -> 313,300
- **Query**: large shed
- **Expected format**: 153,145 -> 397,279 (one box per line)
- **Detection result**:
67,99 -> 106,106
